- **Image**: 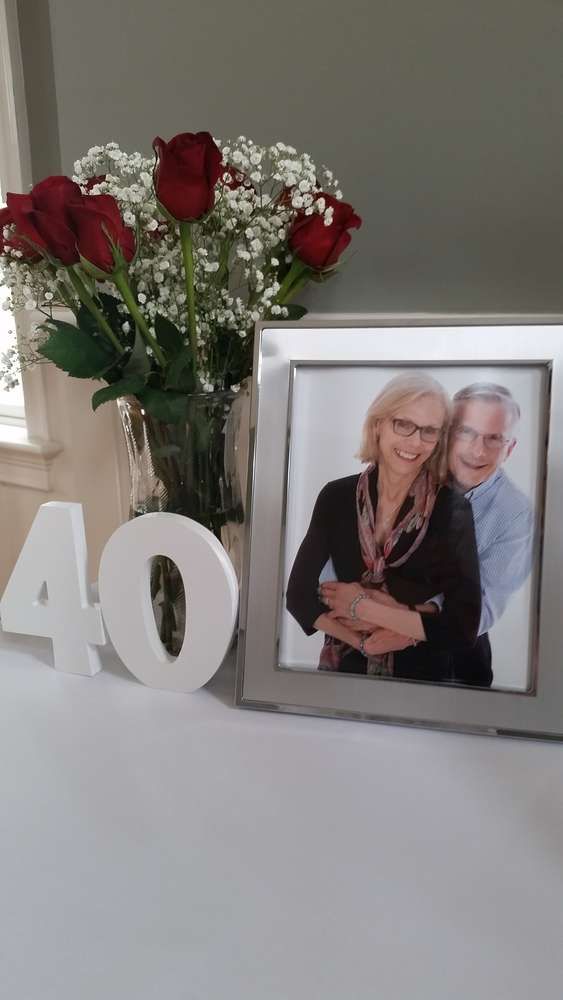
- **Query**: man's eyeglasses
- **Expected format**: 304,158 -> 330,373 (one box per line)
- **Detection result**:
453,424 -> 510,451
391,418 -> 442,444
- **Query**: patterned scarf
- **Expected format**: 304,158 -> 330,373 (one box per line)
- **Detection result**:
319,465 -> 437,675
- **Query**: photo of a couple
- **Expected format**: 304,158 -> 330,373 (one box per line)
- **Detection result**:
283,369 -> 538,689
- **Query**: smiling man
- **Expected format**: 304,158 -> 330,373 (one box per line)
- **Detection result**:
444,382 -> 535,686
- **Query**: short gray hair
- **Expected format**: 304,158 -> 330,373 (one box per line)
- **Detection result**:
453,382 -> 520,429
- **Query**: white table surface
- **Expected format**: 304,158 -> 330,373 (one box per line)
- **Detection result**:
1,630 -> 563,1000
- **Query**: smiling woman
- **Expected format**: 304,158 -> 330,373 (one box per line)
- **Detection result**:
286,371 -> 483,682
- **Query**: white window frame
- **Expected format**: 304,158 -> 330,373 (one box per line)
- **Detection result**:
0,0 -> 61,488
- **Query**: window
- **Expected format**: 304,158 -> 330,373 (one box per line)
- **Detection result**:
0,0 -> 30,429
0,0 -> 61,490
0,178 -> 26,426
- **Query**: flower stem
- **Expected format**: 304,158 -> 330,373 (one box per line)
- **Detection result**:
274,257 -> 309,304
179,221 -> 198,376
112,270 -> 167,368
278,274 -> 309,304
67,268 -> 125,355
56,279 -> 78,313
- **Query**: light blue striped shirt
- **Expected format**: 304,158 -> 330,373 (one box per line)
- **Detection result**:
463,468 -> 535,634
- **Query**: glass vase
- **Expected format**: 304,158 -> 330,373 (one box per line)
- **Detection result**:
117,388 -> 248,655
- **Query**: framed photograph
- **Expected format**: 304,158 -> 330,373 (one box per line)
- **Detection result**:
235,315 -> 563,740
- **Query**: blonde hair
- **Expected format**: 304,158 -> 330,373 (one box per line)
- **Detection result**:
358,372 -> 452,484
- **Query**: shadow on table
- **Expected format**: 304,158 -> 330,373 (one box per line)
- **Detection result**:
102,634 -> 238,708
0,623 -> 238,706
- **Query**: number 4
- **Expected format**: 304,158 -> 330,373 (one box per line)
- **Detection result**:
0,502 -> 105,676
0,502 -> 239,692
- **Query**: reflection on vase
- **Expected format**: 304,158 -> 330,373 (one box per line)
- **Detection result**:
118,387 -> 248,655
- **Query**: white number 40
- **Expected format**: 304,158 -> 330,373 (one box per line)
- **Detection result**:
0,502 -> 239,693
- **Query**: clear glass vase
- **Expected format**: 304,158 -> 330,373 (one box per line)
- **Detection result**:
117,388 -> 248,655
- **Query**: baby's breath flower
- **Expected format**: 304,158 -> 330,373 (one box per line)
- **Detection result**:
0,132 -> 356,392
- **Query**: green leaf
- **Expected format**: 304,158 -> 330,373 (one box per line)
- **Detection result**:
74,306 -> 125,384
282,304 -> 308,320
38,320 -> 117,378
165,349 -> 196,393
123,327 -> 151,376
137,387 -> 189,424
76,303 -> 101,336
155,313 -> 184,358
91,375 -> 147,411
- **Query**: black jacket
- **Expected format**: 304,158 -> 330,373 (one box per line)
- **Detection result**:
286,470 -> 482,681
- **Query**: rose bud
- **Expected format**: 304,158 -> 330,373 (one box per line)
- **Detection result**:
68,194 -> 136,274
6,176 -> 83,264
152,131 -> 223,221
288,193 -> 362,270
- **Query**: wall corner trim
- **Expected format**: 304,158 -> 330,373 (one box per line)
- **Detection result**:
0,431 -> 62,490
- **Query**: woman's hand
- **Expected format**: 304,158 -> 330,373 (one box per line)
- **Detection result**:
319,581 -> 364,617
321,581 -> 426,641
363,629 -> 413,656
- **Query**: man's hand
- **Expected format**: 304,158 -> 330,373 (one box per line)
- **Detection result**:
326,612 -> 372,633
364,590 -> 403,609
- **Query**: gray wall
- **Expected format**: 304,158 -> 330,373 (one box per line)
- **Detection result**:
16,0 -> 60,185
16,0 -> 563,313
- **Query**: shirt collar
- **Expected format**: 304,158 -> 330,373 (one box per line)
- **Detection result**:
462,467 -> 505,502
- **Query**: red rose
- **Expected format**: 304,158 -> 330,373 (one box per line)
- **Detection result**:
149,220 -> 169,242
0,207 -> 10,253
220,164 -> 251,191
152,132 -> 223,221
67,194 -> 136,274
275,186 -> 294,209
0,205 -> 39,261
6,176 -> 82,264
288,193 -> 362,270
83,174 -> 107,192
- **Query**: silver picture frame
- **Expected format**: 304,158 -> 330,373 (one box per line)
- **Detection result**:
235,314 -> 563,740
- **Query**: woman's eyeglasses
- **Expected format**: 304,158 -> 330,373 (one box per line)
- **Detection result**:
453,425 -> 509,451
391,418 -> 442,443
